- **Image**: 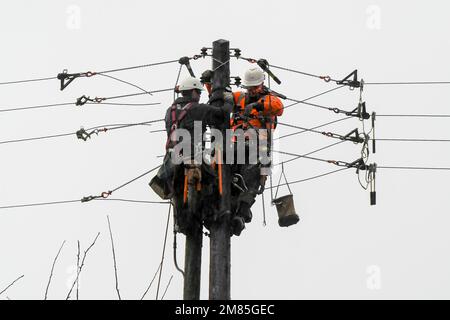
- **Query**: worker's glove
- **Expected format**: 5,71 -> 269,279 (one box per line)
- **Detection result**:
243,102 -> 263,116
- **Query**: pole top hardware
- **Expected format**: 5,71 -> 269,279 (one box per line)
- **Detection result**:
178,56 -> 196,77
57,69 -> 97,91
76,95 -> 106,106
337,69 -> 362,89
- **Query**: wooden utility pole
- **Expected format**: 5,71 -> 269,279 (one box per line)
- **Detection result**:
209,39 -> 231,300
183,223 -> 203,299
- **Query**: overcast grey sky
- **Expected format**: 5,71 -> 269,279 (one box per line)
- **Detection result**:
1,0 -> 450,300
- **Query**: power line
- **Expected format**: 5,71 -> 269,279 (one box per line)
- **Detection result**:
378,165 -> 450,170
373,138 -> 450,142
108,165 -> 162,195
98,59 -> 179,74
0,87 -> 171,114
274,117 -> 352,140
0,197 -> 168,211
105,88 -> 174,100
96,73 -> 154,97
377,114 -> 450,118
283,85 -> 346,110
269,64 -> 336,82
0,59 -> 180,87
273,140 -> 347,167
365,81 -> 450,85
267,167 -> 350,189
0,76 -> 55,86
0,119 -> 163,145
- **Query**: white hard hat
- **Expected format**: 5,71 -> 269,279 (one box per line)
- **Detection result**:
242,67 -> 265,87
178,76 -> 204,91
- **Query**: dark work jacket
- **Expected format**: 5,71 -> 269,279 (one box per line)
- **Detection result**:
164,96 -> 226,157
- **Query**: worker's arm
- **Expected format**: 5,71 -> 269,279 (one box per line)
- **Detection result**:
261,94 -> 284,117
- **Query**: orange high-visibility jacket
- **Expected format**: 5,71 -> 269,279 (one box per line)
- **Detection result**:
231,91 -> 284,130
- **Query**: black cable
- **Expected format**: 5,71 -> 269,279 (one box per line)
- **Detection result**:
274,117 -> 352,141
272,149 -> 332,165
0,102 -> 74,113
95,198 -> 170,204
0,132 -> 76,145
377,114 -> 450,118
0,197 -> 169,210
0,199 -> 81,210
0,119 -> 163,145
373,138 -> 450,142
0,59 -> 179,87
105,88 -> 174,100
378,166 -> 450,170
365,81 -> 450,85
267,167 -> 350,189
96,73 -> 153,96
99,59 -> 179,74
109,165 -> 161,194
269,64 -> 337,82
0,76 -> 55,86
273,140 -> 346,166
86,102 -> 161,107
282,86 -> 345,110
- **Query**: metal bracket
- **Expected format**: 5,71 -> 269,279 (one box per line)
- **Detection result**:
57,69 -> 96,91
369,163 -> 377,205
345,101 -> 371,119
178,56 -> 195,77
337,69 -> 362,89
343,128 -> 365,144
257,59 -> 282,85
76,95 -> 106,106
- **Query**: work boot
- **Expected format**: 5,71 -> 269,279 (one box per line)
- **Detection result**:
231,216 -> 245,236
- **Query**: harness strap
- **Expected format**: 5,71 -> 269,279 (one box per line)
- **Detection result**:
166,102 -> 194,150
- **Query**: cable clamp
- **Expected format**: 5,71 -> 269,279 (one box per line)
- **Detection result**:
81,195 -> 97,203
178,56 -> 195,77
336,69 -> 362,89
101,191 -> 112,198
57,69 -> 96,91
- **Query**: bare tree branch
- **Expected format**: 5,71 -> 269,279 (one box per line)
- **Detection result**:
161,275 -> 174,300
44,240 -> 66,300
140,263 -> 162,300
76,240 -> 80,300
66,232 -> 100,300
0,275 -> 24,296
107,215 -> 121,300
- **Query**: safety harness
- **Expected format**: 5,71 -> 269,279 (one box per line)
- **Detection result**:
165,102 -> 194,151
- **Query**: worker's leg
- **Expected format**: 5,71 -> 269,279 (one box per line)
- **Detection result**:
236,163 -> 261,223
